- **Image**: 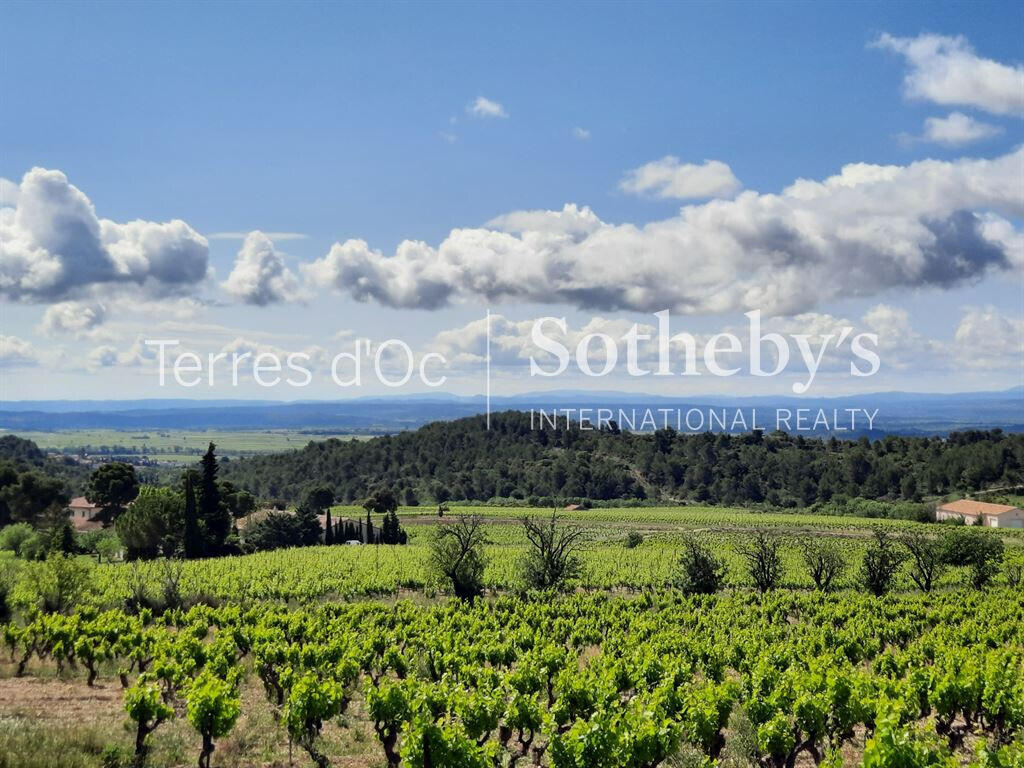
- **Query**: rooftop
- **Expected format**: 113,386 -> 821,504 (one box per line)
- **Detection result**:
937,499 -> 1020,517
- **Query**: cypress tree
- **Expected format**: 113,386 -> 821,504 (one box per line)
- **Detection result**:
199,443 -> 229,553
365,510 -> 373,544
324,509 -> 334,544
183,472 -> 203,559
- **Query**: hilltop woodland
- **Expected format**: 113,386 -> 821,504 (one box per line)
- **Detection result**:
217,412 -> 1022,510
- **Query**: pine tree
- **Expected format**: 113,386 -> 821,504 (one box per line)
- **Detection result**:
183,473 -> 203,559
324,509 -> 334,545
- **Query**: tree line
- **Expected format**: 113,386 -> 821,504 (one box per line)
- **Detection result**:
218,412 -> 1022,508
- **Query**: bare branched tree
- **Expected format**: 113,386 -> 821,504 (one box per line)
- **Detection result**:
902,530 -> 946,593
861,529 -> 905,596
800,538 -> 845,592
519,510 -> 586,590
429,514 -> 489,601
737,531 -> 783,593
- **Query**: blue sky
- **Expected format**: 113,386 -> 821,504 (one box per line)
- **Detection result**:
1,1 -> 1022,400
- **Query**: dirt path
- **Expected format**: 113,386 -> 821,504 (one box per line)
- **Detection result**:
0,675 -> 123,723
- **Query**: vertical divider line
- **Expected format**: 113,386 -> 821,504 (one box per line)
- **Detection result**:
486,308 -> 491,430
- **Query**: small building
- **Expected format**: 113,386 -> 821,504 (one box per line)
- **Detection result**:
935,499 -> 1024,529
68,496 -> 104,532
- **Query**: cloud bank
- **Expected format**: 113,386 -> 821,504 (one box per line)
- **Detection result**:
0,168 -> 209,302
304,148 -> 1023,316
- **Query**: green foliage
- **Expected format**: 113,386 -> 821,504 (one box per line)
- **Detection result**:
42,505 -> 76,555
324,508 -> 334,545
677,536 -> 726,595
861,530 -> 905,596
430,514 -> 488,600
115,485 -> 183,560
0,521 -> 37,555
625,531 -> 645,549
86,462 -> 139,524
801,537 -> 845,591
284,673 -> 347,768
198,443 -> 230,554
519,511 -> 585,591
2,580 -> 1024,768
902,530 -> 947,592
295,504 -> 325,546
942,528 -> 1005,589
0,467 -> 69,526
242,511 -> 308,552
14,552 -> 93,614
185,669 -> 241,768
363,487 -> 399,515
861,701 -> 957,767
182,472 -> 202,559
219,414 -> 1023,507
123,677 -> 173,766
379,509 -> 407,545
218,480 -> 255,518
305,486 -> 335,512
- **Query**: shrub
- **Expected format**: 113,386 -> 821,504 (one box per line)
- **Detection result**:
284,673 -> 349,768
0,562 -> 13,622
242,511 -> 306,552
625,531 -> 644,549
861,530 -> 905,597
677,536 -> 727,595
0,522 -> 35,555
17,552 -> 93,614
519,511 -> 585,591
1005,563 -> 1022,588
942,528 -> 1004,589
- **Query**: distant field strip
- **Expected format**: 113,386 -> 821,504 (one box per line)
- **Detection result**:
10,429 -> 369,458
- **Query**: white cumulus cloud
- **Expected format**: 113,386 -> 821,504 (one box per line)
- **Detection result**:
619,157 -> 742,200
873,33 -> 1024,116
39,300 -> 108,337
0,335 -> 39,368
467,97 -> 508,118
953,307 -> 1024,368
0,168 -> 209,302
222,231 -> 306,305
922,112 -> 1002,146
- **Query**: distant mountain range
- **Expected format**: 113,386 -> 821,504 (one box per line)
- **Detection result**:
1,387 -> 1021,436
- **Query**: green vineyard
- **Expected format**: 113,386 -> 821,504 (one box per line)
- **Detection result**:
2,587 -> 1022,767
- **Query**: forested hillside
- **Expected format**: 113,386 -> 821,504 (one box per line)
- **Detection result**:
221,411 -> 1024,506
